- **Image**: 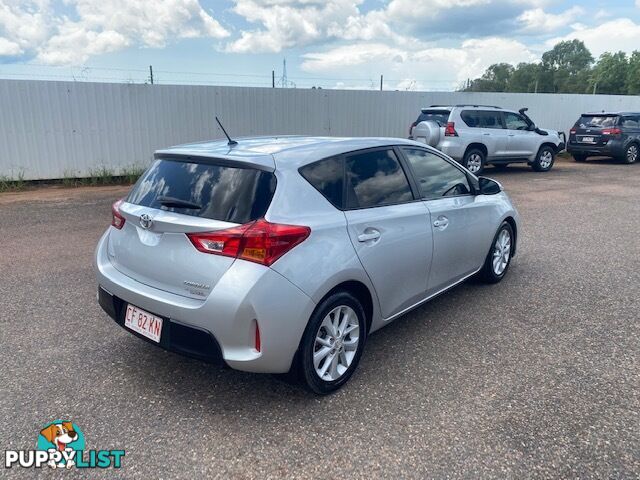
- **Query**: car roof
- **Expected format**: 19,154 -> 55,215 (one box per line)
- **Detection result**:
581,112 -> 640,116
156,136 -> 422,170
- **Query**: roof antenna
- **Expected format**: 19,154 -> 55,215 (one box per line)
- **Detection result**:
215,116 -> 237,146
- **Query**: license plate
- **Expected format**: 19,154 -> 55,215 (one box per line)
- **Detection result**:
124,304 -> 163,343
581,136 -> 595,143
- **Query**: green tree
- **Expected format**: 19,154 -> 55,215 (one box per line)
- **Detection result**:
541,40 -> 594,93
507,63 -> 542,93
590,52 -> 629,94
626,51 -> 640,94
466,63 -> 514,92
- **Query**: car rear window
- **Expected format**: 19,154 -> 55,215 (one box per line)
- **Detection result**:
575,115 -> 619,128
126,158 -> 276,224
416,110 -> 450,126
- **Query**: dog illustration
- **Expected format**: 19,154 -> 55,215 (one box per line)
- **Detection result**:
40,422 -> 78,469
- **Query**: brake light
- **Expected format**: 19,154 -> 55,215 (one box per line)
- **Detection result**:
444,122 -> 458,137
602,128 -> 622,136
111,199 -> 125,229
187,219 -> 311,266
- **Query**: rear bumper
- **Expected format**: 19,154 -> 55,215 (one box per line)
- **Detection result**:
568,140 -> 624,157
95,230 -> 316,373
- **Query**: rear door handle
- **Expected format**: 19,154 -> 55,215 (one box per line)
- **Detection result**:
357,230 -> 381,242
433,216 -> 449,229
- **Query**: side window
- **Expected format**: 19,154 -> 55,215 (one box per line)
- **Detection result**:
504,112 -> 529,130
622,116 -> 639,128
299,156 -> 344,209
345,149 -> 413,209
402,148 -> 471,200
461,110 -> 503,129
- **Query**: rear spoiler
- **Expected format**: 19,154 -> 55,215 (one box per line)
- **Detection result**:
154,151 -> 275,172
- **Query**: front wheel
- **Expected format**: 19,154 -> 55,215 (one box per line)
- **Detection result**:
479,222 -> 514,283
531,146 -> 555,172
621,143 -> 638,164
299,292 -> 367,395
462,148 -> 486,175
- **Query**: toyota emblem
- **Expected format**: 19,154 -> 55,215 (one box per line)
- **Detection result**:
139,213 -> 153,230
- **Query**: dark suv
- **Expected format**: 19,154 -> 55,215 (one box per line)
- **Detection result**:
568,112 -> 640,164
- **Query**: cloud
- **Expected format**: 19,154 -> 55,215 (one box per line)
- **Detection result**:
518,7 -> 585,33
0,0 -> 229,65
547,18 -> 640,57
302,37 -> 538,90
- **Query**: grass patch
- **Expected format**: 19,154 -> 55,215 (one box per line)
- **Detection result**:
0,166 -> 145,193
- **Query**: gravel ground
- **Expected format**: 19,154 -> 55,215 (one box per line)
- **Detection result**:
1,157 -> 639,479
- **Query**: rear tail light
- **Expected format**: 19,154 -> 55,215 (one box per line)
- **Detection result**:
602,128 -> 622,136
187,219 -> 311,267
111,199 -> 125,230
444,122 -> 458,137
570,128 -> 576,135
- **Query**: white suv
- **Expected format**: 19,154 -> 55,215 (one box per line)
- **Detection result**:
409,105 -> 566,174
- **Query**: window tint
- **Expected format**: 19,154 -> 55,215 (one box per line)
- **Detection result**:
345,149 -> 413,209
299,156 -> 344,208
402,148 -> 471,199
503,112 -> 529,130
415,110 -> 451,126
621,116 -> 640,128
127,158 -> 276,224
575,115 -> 619,128
460,110 -> 504,129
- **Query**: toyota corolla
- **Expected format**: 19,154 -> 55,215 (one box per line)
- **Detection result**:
95,136 -> 519,394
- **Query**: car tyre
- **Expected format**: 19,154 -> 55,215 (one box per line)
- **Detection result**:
621,143 -> 639,164
573,154 -> 587,162
531,145 -> 555,172
299,291 -> 367,395
462,148 -> 486,175
479,222 -> 514,284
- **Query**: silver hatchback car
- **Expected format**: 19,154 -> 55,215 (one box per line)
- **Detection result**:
96,136 -> 519,394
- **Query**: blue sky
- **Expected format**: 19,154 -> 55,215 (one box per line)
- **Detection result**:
0,0 -> 639,90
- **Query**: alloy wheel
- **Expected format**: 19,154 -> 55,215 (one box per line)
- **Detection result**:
539,150 -> 553,169
466,154 -> 482,173
492,228 -> 511,276
627,145 -> 638,163
313,305 -> 360,381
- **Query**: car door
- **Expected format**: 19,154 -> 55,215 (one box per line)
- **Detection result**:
343,147 -> 433,319
400,147 -> 496,294
475,110 -> 509,159
503,112 -> 536,157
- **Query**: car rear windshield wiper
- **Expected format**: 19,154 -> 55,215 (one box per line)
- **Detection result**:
157,196 -> 202,210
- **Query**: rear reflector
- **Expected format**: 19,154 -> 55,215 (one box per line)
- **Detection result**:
444,122 -> 458,137
111,199 -> 126,230
187,219 -> 311,266
254,321 -> 261,352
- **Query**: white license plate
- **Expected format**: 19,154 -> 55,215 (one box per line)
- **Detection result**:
581,136 -> 595,143
124,304 -> 163,343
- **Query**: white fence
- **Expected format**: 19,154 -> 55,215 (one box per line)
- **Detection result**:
1,79 -> 639,180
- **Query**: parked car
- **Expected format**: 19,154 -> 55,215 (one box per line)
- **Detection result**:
95,136 -> 519,394
409,105 -> 566,174
567,112 -> 640,164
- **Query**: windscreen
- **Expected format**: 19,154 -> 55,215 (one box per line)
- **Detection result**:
416,110 -> 451,126
575,115 -> 619,129
127,158 -> 276,224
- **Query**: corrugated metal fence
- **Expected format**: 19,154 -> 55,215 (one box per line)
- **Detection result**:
1,79 -> 639,180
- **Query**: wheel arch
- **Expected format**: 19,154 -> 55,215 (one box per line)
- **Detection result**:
464,143 -> 488,158
539,141 -> 559,153
320,280 -> 374,333
503,216 -> 518,256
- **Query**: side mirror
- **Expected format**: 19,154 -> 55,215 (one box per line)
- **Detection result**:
478,177 -> 503,195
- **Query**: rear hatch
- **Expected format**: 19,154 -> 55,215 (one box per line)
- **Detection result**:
108,156 -> 276,300
570,114 -> 620,145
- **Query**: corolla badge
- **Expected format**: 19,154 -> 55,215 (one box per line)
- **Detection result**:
139,214 -> 153,230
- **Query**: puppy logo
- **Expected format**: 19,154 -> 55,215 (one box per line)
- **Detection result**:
37,421 -> 84,469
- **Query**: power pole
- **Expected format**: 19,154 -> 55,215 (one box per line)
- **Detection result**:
280,58 -> 288,88
380,75 -> 383,91
272,70 -> 275,88
534,79 -> 538,94
149,65 -> 154,85
593,82 -> 597,95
